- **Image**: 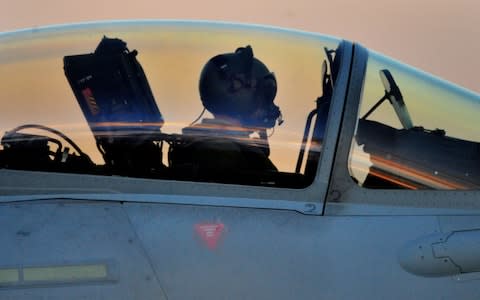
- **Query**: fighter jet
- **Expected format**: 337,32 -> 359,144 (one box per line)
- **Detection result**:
0,20 -> 479,299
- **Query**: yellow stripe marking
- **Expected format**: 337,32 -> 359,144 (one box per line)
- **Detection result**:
0,268 -> 19,283
23,264 -> 107,282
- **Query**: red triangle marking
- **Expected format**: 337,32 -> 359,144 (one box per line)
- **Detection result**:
195,223 -> 225,250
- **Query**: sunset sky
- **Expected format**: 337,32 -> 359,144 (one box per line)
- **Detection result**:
1,0 -> 479,93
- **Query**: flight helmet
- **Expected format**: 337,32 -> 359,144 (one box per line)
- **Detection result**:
199,45 -> 282,128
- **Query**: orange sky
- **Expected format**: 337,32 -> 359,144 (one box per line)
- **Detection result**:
1,0 -> 479,93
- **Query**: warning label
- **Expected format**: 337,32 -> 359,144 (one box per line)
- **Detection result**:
195,223 -> 225,250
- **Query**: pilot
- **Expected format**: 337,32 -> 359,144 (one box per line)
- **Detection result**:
169,45 -> 283,184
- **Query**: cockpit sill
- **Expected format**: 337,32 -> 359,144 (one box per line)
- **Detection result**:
0,169 -> 322,215
2,168 -> 480,217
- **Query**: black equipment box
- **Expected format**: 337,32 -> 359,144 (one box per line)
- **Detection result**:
63,36 -> 164,137
63,37 -> 165,174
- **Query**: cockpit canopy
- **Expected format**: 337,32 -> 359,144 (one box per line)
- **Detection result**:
0,21 -> 341,188
3,20 -> 478,193
349,50 -> 480,190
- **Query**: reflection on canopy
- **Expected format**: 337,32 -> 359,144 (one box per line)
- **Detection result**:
0,21 -> 340,189
351,51 -> 480,190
